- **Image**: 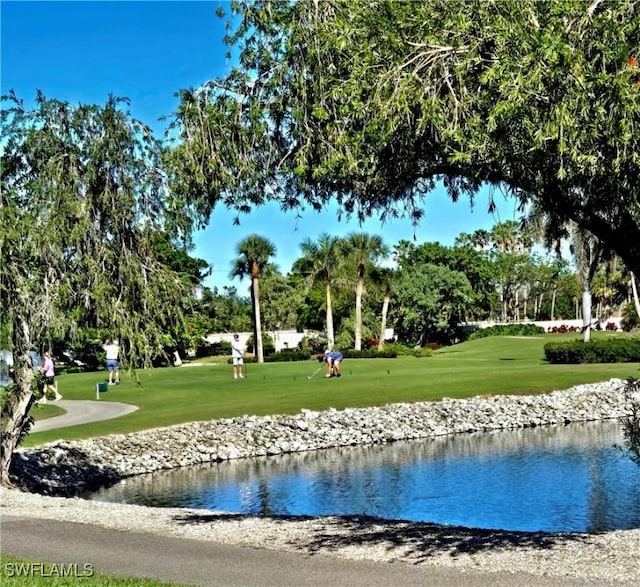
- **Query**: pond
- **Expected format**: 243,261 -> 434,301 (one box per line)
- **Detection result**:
86,419 -> 640,533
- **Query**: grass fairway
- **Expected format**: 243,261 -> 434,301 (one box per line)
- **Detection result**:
24,335 -> 640,447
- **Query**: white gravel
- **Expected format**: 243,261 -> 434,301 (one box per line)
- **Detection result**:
2,487 -> 639,585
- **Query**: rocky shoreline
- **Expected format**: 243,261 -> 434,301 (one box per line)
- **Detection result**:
3,379 -> 640,584
9,378 -> 635,495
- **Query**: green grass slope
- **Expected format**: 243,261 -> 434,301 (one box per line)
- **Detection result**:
24,335 -> 639,447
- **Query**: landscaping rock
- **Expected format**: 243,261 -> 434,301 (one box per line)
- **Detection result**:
10,379 -> 634,495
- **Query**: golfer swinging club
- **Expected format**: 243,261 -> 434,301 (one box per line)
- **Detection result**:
321,349 -> 343,378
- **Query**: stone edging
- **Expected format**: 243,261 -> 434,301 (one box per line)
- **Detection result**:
10,378 -> 633,495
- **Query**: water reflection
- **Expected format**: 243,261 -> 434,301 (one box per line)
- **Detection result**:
87,419 -> 640,533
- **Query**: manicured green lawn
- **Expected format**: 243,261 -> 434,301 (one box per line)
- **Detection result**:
24,334 -> 640,447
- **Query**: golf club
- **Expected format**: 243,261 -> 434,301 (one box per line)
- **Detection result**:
307,366 -> 322,380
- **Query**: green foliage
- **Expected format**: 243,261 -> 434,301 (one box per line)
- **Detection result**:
544,337 -> 640,364
0,92 -> 198,482
622,302 -> 640,331
341,349 -> 398,359
1,93 -> 193,368
296,233 -> 343,346
209,340 -> 233,356
169,0 -> 640,277
149,231 -> 210,288
619,377 -> 640,466
396,240 -> 498,320
197,286 -> 252,333
469,324 -> 546,340
297,335 -> 327,354
264,350 -> 311,362
390,263 -> 474,345
334,327 -> 355,351
54,327 -> 107,371
260,273 -> 305,331
381,342 -> 433,357
246,334 -> 275,356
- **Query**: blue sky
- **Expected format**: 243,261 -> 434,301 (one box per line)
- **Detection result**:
1,0 -> 520,291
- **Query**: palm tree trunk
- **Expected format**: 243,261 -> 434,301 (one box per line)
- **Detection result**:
631,272 -> 640,319
326,284 -> 334,348
582,283 -> 592,343
252,276 -> 264,363
378,291 -> 390,351
354,277 -> 364,350
551,286 -> 557,321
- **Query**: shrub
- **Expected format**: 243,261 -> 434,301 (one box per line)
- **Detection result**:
381,342 -> 433,357
210,341 -> 232,356
622,303 -> 640,332
547,324 -> 580,333
57,328 -> 106,371
246,334 -> 275,356
341,349 -> 398,359
544,337 -> 640,364
297,335 -> 327,355
265,350 -> 311,362
468,324 -> 545,340
187,339 -> 232,359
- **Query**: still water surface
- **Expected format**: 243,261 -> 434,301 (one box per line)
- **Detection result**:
88,419 -> 640,533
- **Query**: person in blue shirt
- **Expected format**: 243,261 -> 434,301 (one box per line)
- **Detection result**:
321,349 -> 343,378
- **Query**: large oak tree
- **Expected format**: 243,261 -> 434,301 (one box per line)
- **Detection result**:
167,0 -> 640,274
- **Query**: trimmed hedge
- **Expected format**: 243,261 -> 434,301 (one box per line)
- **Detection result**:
544,337 -> 640,364
224,349 -> 398,363
264,350 -> 311,362
468,324 -> 545,340
342,349 -> 398,359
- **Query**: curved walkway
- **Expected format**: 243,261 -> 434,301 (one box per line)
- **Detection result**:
32,399 -> 138,432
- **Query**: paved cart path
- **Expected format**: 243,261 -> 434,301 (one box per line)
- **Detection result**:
32,399 -> 138,432
2,516 -> 619,587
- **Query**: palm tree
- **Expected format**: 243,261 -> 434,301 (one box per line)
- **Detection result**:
631,273 -> 640,321
230,234 -> 276,363
298,233 -> 341,349
570,229 -> 606,342
370,266 -> 395,351
525,202 -> 606,342
340,233 -> 389,350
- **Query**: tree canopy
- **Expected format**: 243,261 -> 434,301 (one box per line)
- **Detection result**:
0,93 -> 192,485
168,0 -> 640,274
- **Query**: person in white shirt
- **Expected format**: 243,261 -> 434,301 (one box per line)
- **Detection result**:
103,339 -> 120,385
231,333 -> 245,379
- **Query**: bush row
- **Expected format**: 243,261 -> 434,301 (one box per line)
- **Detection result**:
341,349 -> 398,359
227,348 -> 401,363
544,337 -> 640,364
468,324 -> 545,340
